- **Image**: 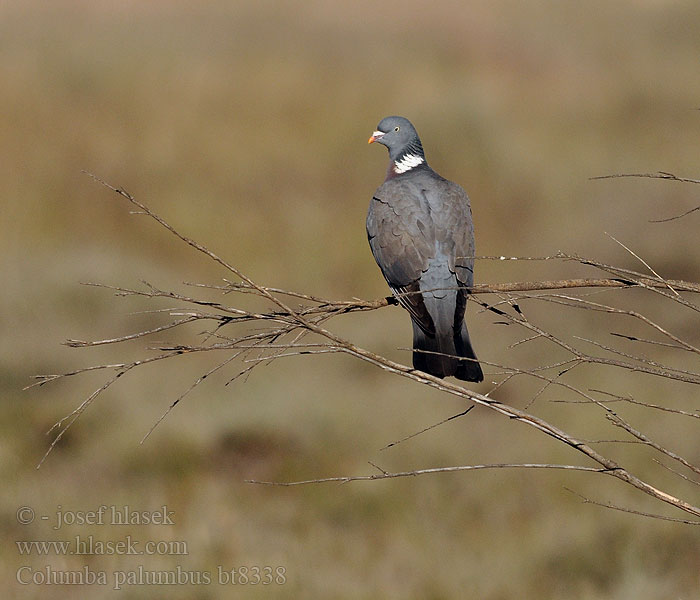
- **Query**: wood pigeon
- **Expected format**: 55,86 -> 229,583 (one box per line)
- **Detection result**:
367,116 -> 483,382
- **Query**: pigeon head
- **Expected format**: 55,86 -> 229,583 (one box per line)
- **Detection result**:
368,116 -> 426,172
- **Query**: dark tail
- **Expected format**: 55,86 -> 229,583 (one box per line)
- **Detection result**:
453,322 -> 483,382
411,322 -> 483,382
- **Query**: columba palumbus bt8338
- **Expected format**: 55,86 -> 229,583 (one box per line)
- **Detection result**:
367,116 -> 483,382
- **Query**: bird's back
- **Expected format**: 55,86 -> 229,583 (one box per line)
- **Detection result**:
366,115 -> 482,382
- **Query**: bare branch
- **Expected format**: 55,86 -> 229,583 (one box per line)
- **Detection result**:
653,459 -> 700,487
247,463 -> 609,486
29,174 -> 700,523
64,317 -> 199,347
590,171 -> 700,222
606,412 -> 700,476
564,487 -> 700,525
588,389 -> 700,420
379,406 -> 474,451
604,232 -> 679,296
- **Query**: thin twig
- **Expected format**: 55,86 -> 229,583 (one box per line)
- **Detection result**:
591,171 -> 700,223
604,232 -> 679,296
379,406 -> 474,451
564,487 -> 700,525
248,463 -> 610,486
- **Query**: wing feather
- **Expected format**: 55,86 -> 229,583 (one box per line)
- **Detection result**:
367,189 -> 435,335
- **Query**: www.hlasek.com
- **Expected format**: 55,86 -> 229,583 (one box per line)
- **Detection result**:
17,535 -> 187,556
16,565 -> 287,589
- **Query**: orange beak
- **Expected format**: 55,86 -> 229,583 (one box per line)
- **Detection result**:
368,130 -> 384,144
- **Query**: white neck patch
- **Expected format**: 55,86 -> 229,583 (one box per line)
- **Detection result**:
393,153 -> 424,174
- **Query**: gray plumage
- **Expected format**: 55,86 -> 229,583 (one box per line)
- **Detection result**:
367,116 -> 483,382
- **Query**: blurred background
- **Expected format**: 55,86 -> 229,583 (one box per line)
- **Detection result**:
2,0 -> 699,597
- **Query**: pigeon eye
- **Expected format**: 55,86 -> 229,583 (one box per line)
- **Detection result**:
394,126 -> 400,132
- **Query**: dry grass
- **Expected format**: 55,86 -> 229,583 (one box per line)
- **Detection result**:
3,0 -> 700,598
